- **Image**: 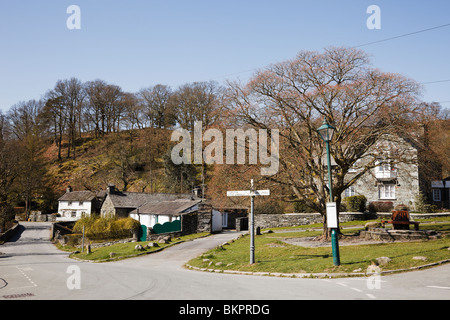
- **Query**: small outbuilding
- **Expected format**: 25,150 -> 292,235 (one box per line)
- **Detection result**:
129,199 -> 201,230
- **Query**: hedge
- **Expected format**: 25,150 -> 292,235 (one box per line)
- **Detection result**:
73,216 -> 140,240
344,195 -> 367,212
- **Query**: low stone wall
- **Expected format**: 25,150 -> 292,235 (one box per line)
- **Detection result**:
254,212 -> 450,229
377,212 -> 450,220
0,222 -> 20,242
255,212 -> 377,229
361,229 -> 441,241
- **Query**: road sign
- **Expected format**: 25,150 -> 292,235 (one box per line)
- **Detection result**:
227,190 -> 270,197
226,180 -> 270,264
326,202 -> 338,228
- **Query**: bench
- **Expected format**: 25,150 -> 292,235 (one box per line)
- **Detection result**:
382,210 -> 420,231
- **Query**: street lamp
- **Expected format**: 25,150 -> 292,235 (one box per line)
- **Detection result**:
317,119 -> 340,266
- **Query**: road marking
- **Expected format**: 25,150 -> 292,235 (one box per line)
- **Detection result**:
366,293 -> 377,299
16,266 -> 37,288
427,286 -> 450,290
351,287 -> 363,293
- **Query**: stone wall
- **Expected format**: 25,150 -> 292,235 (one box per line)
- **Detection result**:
345,136 -> 422,209
100,195 -> 115,216
196,202 -> 212,233
0,222 -> 20,242
254,212 -> 450,229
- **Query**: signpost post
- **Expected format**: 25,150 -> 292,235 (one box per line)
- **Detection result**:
227,180 -> 270,264
317,119 -> 340,266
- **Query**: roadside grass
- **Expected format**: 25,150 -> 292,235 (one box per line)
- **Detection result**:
57,232 -> 210,262
188,222 -> 450,275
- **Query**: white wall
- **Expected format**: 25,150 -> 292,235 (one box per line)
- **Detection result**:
212,209 -> 223,232
58,200 -> 92,219
129,214 -> 180,229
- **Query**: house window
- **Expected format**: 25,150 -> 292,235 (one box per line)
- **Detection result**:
379,184 -> 396,199
344,186 -> 356,198
432,189 -> 441,202
68,201 -> 72,206
376,161 -> 395,173
79,201 -> 84,206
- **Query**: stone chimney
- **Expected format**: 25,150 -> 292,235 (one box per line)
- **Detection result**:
66,186 -> 73,193
107,184 -> 116,194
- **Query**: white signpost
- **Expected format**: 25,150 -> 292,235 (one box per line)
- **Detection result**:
326,202 -> 338,229
227,180 -> 270,264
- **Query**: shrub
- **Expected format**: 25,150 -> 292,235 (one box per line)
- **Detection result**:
64,234 -> 82,247
255,201 -> 284,214
368,201 -> 393,213
344,195 -> 367,212
73,216 -> 140,240
293,201 -> 316,213
394,204 -> 409,211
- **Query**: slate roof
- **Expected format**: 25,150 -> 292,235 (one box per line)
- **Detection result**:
107,192 -> 195,209
129,199 -> 202,216
58,191 -> 97,202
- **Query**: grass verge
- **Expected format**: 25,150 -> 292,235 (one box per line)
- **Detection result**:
187,223 -> 450,275
56,232 -> 210,262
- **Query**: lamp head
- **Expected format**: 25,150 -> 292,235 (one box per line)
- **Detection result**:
317,119 -> 336,142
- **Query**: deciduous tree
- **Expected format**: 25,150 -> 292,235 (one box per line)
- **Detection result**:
227,47 -> 421,238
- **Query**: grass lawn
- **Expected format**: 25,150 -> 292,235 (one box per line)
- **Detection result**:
57,232 -> 210,262
187,221 -> 450,275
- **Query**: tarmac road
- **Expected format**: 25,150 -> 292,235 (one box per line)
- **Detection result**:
0,222 -> 449,301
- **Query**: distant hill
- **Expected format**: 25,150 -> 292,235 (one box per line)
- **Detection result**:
45,127 -> 188,199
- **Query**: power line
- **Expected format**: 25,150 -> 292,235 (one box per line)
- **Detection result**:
206,23 -> 450,101
421,79 -> 450,85
353,23 -> 450,48
208,23 -> 450,82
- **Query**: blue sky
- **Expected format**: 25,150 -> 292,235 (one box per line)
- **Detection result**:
0,0 -> 449,112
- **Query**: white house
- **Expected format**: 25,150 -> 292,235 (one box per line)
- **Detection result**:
57,187 -> 105,220
129,199 -> 201,230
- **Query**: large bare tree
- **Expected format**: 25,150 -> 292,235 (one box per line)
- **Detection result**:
227,47 -> 422,237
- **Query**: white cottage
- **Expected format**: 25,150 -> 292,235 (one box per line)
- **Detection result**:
57,187 -> 105,220
129,199 -> 201,230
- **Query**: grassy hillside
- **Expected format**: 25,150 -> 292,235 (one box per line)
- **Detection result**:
45,128 -> 183,201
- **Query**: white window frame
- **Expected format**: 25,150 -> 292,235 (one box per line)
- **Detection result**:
378,184 -> 396,199
344,186 -> 356,198
376,161 -> 396,173
432,189 -> 441,202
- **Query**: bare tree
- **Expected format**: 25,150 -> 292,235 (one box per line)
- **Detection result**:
138,84 -> 175,129
0,139 -> 20,230
41,96 -> 65,161
8,100 -> 47,217
46,78 -> 85,159
170,81 -> 224,131
169,81 -> 226,197
227,47 -> 421,238
85,80 -> 124,137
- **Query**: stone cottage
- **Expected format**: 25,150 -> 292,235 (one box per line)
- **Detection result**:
341,132 -> 441,211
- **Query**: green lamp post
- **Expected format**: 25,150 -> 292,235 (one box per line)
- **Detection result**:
317,119 -> 340,266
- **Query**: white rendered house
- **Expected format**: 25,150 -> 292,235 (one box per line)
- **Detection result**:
57,187 -> 105,220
